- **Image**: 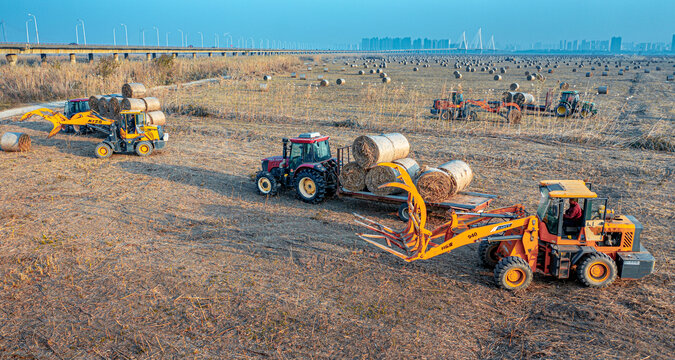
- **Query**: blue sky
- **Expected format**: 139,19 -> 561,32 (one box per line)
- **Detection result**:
0,0 -> 673,48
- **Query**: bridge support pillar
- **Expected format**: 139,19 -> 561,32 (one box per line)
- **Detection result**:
152,53 -> 157,59
113,53 -> 119,62
6,54 -> 18,66
208,52 -> 212,57
146,53 -> 152,61
40,54 -> 47,62
192,53 -> 196,59
124,53 -> 129,59
232,52 -> 237,56
88,53 -> 94,63
172,53 -> 177,59
69,54 -> 76,64
221,52 -> 226,57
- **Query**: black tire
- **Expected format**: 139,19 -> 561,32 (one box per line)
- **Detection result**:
466,110 -> 478,122
95,142 -> 113,159
580,109 -> 591,119
576,253 -> 617,288
255,171 -> 279,196
135,141 -> 153,157
440,109 -> 452,120
556,103 -> 572,117
478,241 -> 501,269
494,256 -> 533,291
397,203 -> 410,222
294,169 -> 327,204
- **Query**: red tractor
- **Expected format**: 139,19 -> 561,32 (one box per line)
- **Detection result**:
255,133 -> 339,203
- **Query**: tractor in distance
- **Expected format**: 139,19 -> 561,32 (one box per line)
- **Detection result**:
255,132 -> 338,203
555,90 -> 597,118
430,91 -> 523,123
62,98 -> 91,133
430,91 -> 465,120
356,164 -> 654,291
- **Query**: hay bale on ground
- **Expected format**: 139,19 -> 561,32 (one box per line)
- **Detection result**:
1,132 -> 31,152
365,158 -> 420,195
415,160 -> 473,202
122,83 -> 147,98
352,133 -> 410,168
340,162 -> 367,192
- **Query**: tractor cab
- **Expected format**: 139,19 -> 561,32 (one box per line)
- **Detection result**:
256,132 -> 339,203
64,98 -> 90,118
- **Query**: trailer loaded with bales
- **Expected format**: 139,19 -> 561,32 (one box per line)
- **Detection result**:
255,132 -> 496,220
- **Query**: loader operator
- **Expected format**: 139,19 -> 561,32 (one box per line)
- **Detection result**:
563,198 -> 583,226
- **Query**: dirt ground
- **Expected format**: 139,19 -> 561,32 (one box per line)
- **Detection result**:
0,55 -> 673,359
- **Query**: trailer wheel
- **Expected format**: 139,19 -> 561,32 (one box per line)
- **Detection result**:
255,171 -> 279,196
577,253 -> 617,288
494,256 -> 533,291
478,241 -> 501,269
397,203 -> 410,222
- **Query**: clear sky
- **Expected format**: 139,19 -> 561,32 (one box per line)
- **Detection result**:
0,0 -> 673,48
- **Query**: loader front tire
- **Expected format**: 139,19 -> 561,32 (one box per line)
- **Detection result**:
494,256 -> 533,291
95,142 -> 113,159
479,241 -> 501,269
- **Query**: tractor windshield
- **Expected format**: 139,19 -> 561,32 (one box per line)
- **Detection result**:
314,140 -> 331,162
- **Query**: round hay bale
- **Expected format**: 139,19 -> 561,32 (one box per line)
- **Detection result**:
340,162 -> 367,192
108,97 -> 123,115
263,75 -> 272,81
369,69 -> 375,74
413,67 -> 419,71
122,83 -> 147,98
455,73 -> 462,79
586,72 -> 593,77
142,97 -> 161,112
365,158 -> 420,195
494,75 -> 502,81
88,95 -> 103,112
382,77 -> 391,83
379,72 -> 387,78
509,83 -> 519,91
560,82 -> 570,90
597,86 -> 608,94
502,91 -> 516,102
352,133 -> 409,168
415,160 -> 473,202
526,74 -> 535,81
320,79 -> 329,87
667,75 -> 674,81
121,98 -> 146,111
358,70 -> 365,75
146,111 -> 166,126
514,92 -> 535,105
1,132 -> 31,152
601,71 -> 608,76
336,78 -> 346,85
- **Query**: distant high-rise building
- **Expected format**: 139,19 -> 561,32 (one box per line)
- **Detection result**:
610,37 -> 621,52
573,40 -> 578,51
671,34 -> 675,52
361,38 -> 370,51
413,38 -> 422,49
393,37 -> 401,50
402,37 -> 411,49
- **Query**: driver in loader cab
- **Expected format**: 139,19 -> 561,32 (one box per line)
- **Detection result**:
563,198 -> 583,226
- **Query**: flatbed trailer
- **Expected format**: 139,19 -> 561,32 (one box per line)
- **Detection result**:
336,146 -> 497,221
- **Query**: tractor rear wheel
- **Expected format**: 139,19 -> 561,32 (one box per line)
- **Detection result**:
95,142 -> 113,159
556,103 -> 572,117
494,256 -> 533,291
295,169 -> 327,204
440,109 -> 454,120
255,171 -> 279,196
577,253 -> 617,288
479,241 -> 501,269
135,141 -> 153,157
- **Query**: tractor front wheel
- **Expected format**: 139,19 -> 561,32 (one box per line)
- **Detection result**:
577,253 -> 617,288
295,169 -> 327,204
479,241 -> 501,269
494,256 -> 533,291
255,171 -> 279,196
95,142 -> 113,159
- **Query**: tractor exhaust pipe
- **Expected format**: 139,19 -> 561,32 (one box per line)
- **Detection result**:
282,138 -> 289,160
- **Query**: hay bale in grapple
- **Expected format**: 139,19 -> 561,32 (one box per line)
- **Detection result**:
365,158 -> 420,195
415,160 -> 473,202
121,98 -> 146,111
1,132 -> 31,152
142,97 -> 161,112
122,83 -> 147,98
352,133 -> 410,168
340,162 -> 367,192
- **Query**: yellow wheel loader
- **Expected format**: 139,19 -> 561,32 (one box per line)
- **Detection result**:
19,108 -> 168,158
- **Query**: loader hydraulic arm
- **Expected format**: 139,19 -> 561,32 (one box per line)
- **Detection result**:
355,162 -> 536,262
20,109 -> 113,138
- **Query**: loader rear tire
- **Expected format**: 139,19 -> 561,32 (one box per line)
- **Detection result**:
494,256 -> 533,291
577,253 -> 617,288
478,241 -> 501,269
95,143 -> 113,159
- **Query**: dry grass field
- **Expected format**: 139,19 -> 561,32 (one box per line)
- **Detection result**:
0,54 -> 674,359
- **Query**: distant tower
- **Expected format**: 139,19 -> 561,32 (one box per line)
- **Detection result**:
672,34 -> 675,52
610,36 -> 622,53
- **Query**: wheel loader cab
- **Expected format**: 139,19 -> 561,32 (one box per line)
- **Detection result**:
537,180 -> 597,241
118,112 -> 146,138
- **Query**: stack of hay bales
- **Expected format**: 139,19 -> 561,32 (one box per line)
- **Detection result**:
88,83 -> 166,126
340,133 -> 474,201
